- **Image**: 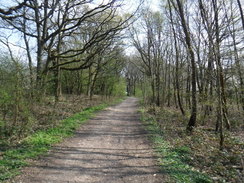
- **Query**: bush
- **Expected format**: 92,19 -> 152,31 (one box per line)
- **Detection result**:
0,53 -> 31,139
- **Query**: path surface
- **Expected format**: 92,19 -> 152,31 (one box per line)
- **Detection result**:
13,97 -> 166,183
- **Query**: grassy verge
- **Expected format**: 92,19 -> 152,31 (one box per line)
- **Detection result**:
0,98 -> 124,182
140,108 -> 212,183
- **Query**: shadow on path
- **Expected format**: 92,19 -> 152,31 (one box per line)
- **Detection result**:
13,97 -> 166,183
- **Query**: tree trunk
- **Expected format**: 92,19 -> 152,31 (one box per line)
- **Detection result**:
151,76 -> 156,104
167,56 -> 171,107
23,7 -> 34,98
90,67 -> 100,100
175,0 -> 197,132
156,73 -> 160,106
87,66 -> 92,97
230,4 -> 244,110
212,0 -> 230,130
168,0 -> 185,115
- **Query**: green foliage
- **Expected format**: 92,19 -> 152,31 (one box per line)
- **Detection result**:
0,90 -> 12,106
0,53 -> 32,137
0,56 -> 15,109
111,78 -> 127,96
140,109 -> 212,183
135,87 -> 143,97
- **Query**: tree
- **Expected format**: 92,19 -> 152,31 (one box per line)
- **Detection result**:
130,9 -> 164,106
168,0 -> 185,115
172,0 -> 197,132
1,0 -> 134,101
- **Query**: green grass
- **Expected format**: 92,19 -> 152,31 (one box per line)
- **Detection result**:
140,109 -> 212,183
0,98 -> 124,182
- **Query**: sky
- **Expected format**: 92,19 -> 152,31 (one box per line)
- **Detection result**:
123,0 -> 161,13
122,0 -> 162,55
90,0 -> 161,14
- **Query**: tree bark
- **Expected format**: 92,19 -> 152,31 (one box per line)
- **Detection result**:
168,0 -> 185,115
175,0 -> 197,132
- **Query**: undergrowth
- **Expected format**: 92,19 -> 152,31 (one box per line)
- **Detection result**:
0,98 -> 123,182
140,108 -> 212,183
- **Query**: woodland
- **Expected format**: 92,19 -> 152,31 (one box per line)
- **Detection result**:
0,0 -> 243,182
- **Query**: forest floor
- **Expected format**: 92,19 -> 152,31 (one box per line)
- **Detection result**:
2,97 -> 243,182
10,97 -> 167,183
142,105 -> 244,183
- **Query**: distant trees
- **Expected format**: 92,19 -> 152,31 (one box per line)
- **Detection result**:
130,9 -> 164,106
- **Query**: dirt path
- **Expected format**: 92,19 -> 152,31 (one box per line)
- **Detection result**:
13,97 -> 166,183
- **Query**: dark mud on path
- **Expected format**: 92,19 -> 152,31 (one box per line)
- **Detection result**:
13,97 -> 166,183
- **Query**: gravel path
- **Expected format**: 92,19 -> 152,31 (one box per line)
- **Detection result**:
13,97 -> 166,183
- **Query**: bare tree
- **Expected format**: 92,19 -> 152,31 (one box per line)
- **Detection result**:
167,0 -> 185,115
1,0 -> 136,101
171,0 -> 197,132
